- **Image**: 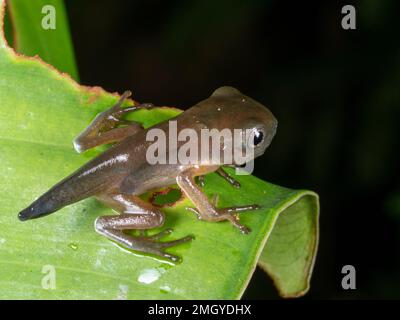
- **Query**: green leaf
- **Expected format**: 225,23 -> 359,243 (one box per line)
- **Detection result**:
0,1 -> 319,299
6,0 -> 78,80
257,192 -> 319,297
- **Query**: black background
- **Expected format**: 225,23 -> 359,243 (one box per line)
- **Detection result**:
64,0 -> 400,299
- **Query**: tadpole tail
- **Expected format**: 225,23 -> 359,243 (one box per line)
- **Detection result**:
17,173 -> 89,221
18,161 -> 108,221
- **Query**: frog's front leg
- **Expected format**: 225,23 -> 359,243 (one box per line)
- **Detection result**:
177,168 -> 260,234
197,167 -> 240,188
74,91 -> 154,153
216,167 -> 241,188
94,191 -> 193,262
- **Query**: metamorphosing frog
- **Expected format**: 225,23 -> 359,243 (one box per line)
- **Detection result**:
18,87 -> 277,262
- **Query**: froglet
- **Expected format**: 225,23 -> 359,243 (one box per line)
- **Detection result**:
18,86 -> 277,262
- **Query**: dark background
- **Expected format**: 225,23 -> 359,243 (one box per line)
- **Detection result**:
64,0 -> 400,299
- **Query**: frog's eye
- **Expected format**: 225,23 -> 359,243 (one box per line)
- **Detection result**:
253,130 -> 264,146
247,127 -> 265,148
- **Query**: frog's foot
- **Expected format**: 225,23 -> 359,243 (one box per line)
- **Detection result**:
95,215 -> 193,262
216,204 -> 260,234
185,195 -> 260,234
95,91 -> 154,131
129,231 -> 194,262
74,91 -> 155,152
140,227 -> 173,240
93,91 -> 132,131
137,230 -> 194,262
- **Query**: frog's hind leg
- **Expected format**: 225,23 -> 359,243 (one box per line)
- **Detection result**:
94,191 -> 193,262
74,91 -> 155,153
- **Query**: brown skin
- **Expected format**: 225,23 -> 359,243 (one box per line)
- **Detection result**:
18,86 -> 277,262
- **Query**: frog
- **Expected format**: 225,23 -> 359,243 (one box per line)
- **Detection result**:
18,86 -> 278,262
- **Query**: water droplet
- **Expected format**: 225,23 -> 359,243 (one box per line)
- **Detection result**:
138,269 -> 162,284
95,258 -> 102,268
160,285 -> 171,294
69,243 -> 78,250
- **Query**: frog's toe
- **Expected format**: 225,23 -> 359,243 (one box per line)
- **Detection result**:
154,235 -> 194,249
158,251 -> 181,263
143,235 -> 194,262
143,228 -> 173,240
185,206 -> 202,219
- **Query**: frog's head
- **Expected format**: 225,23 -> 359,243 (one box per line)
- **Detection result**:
207,86 -> 278,166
